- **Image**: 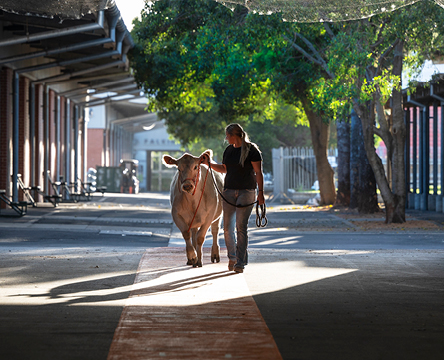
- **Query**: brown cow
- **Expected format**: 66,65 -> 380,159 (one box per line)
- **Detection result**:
162,150 -> 223,267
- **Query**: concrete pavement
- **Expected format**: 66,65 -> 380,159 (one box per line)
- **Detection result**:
0,193 -> 443,359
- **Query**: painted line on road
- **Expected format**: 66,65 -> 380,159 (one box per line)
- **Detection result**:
99,230 -> 153,236
41,215 -> 173,224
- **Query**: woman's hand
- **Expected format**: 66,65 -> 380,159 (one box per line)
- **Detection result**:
201,153 -> 210,165
257,191 -> 265,205
252,161 -> 265,205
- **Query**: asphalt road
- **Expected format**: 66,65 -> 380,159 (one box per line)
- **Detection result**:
0,193 -> 443,360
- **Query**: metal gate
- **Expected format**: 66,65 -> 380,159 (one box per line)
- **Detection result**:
272,147 -> 337,200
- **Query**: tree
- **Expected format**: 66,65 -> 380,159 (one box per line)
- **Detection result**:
335,115 -> 350,207
252,21 -> 338,205
130,0 -> 336,201
351,2 -> 444,222
349,110 -> 379,212
284,1 -> 444,222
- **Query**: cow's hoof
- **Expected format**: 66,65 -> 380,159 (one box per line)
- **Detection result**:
187,258 -> 197,266
211,254 -> 220,263
193,261 -> 202,268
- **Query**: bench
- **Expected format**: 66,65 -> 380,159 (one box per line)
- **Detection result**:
68,178 -> 93,202
57,175 -> 78,203
17,174 -> 39,207
0,189 -> 28,216
96,186 -> 107,196
44,171 -> 63,206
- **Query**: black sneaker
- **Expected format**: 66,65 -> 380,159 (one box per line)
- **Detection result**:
234,266 -> 243,273
228,260 -> 236,271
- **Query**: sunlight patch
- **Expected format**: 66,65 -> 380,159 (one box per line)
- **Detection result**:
246,261 -> 357,296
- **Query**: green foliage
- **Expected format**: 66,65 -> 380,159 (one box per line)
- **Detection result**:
130,0 -> 313,163
308,1 -> 444,116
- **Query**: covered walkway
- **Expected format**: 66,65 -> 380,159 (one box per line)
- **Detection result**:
0,193 -> 443,359
0,1 -> 157,209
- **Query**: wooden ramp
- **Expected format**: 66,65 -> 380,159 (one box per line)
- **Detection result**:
107,247 -> 282,360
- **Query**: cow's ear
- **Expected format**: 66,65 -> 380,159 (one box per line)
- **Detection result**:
162,155 -> 177,168
199,149 -> 212,164
200,149 -> 213,160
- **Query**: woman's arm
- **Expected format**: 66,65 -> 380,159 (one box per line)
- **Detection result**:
209,162 -> 227,174
201,153 -> 227,173
252,161 -> 265,205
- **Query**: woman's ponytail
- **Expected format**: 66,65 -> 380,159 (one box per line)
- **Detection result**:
225,123 -> 254,167
239,129 -> 251,167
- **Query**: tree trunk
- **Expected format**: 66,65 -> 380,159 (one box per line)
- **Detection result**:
355,101 -> 395,219
350,110 -> 360,209
301,98 -> 336,205
353,42 -> 406,223
358,126 -> 380,213
350,109 -> 380,212
335,115 -> 350,207
387,41 -> 406,223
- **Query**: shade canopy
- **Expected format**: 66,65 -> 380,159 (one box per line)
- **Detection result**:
212,0 -> 443,22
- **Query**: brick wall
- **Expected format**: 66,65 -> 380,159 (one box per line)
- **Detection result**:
87,128 -> 105,171
0,68 -> 13,206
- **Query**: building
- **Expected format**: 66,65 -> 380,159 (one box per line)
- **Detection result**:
0,0 -> 143,205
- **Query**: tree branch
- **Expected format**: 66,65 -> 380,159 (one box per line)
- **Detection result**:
375,89 -> 394,157
370,20 -> 387,50
283,33 -> 335,79
375,38 -> 400,77
373,126 -> 384,138
323,23 -> 335,39
293,31 -> 325,64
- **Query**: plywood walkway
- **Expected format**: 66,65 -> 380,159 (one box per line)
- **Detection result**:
107,247 -> 282,360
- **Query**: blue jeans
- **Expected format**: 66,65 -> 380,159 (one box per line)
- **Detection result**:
222,189 -> 256,269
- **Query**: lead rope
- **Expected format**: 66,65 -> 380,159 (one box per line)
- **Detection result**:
187,165 -> 209,233
256,203 -> 267,228
207,162 -> 267,228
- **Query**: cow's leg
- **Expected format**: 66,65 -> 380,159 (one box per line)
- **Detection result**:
210,218 -> 221,263
181,229 -> 197,266
194,226 -> 210,267
174,214 -> 197,266
191,228 -> 198,250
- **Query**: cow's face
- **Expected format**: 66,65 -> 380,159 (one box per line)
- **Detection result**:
163,150 -> 212,195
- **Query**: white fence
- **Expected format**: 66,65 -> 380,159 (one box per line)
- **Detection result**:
272,147 -> 337,197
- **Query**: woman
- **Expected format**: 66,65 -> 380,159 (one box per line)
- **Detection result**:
205,123 -> 265,273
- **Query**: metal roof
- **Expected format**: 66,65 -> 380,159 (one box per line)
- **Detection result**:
0,0 -> 109,19
0,0 -> 145,112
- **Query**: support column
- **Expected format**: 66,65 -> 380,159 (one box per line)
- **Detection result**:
146,150 -> 152,191
442,104 -> 444,214
30,83 -> 36,188
12,71 -> 20,202
433,102 -> 440,212
404,107 -> 411,209
412,106 -> 417,203
44,86 -> 49,195
65,98 -> 71,189
74,105 -> 79,191
56,96 -> 61,182
83,106 -> 88,180
422,105 -> 429,211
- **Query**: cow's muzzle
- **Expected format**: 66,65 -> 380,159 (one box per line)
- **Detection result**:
181,180 -> 195,194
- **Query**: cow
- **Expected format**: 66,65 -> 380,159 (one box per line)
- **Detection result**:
162,149 -> 223,267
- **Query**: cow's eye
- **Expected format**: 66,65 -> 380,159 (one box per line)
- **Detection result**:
194,165 -> 198,170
